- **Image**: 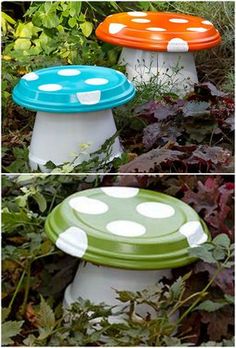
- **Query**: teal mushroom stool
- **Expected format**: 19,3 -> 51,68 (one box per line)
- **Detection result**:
12,66 -> 135,171
45,186 -> 209,318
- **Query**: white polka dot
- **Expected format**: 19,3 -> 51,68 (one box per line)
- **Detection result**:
56,226 -> 88,257
146,27 -> 166,32
202,20 -> 213,25
22,72 -> 39,81
106,220 -> 146,237
57,69 -> 81,76
187,27 -> 207,32
38,84 -> 63,91
131,18 -> 151,23
76,90 -> 101,105
85,78 -> 108,86
101,187 -> 139,198
169,18 -> 189,23
127,12 -> 147,17
179,221 -> 208,247
69,196 -> 108,215
167,38 -> 189,52
109,23 -> 127,34
136,202 -> 175,219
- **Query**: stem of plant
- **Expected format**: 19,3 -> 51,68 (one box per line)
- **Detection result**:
177,258 -> 229,324
21,258 -> 32,316
8,269 -> 26,310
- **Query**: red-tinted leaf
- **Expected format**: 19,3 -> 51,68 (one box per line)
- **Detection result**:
194,82 -> 227,98
178,312 -> 202,345
143,123 -> 181,150
194,261 -> 234,296
153,103 -> 177,121
119,147 -> 183,173
182,101 -> 210,117
201,306 -> 234,341
183,177 -> 234,240
186,145 -> 232,170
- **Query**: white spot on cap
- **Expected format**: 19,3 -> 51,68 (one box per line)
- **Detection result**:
127,11 -> 147,17
56,226 -> 88,257
22,72 -> 39,81
57,69 -> 81,76
69,196 -> 108,214
106,220 -> 146,237
76,90 -> 101,105
38,84 -> 63,91
167,38 -> 189,52
187,27 -> 208,32
136,202 -> 175,219
179,221 -> 208,247
169,18 -> 189,23
101,187 -> 139,198
202,20 -> 213,25
85,78 -> 108,86
146,27 -> 166,31
109,23 -> 127,34
131,18 -> 151,23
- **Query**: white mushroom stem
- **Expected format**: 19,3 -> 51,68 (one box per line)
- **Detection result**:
119,47 -> 198,96
29,110 -> 122,172
63,261 -> 172,321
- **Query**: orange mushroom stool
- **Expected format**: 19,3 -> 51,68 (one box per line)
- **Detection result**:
96,11 -> 221,95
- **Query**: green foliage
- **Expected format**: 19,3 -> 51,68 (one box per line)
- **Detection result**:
2,320 -> 24,345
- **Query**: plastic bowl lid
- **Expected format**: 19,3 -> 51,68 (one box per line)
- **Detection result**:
45,187 -> 210,270
96,11 -> 221,52
12,65 -> 135,113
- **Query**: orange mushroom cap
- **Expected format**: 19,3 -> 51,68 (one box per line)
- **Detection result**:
96,12 -> 221,52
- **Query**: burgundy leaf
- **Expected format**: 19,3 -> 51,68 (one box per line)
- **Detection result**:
194,261 -> 234,296
119,147 -> 183,173
194,82 -> 227,98
201,306 -> 234,341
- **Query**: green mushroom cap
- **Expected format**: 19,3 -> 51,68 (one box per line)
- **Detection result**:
45,187 -> 210,270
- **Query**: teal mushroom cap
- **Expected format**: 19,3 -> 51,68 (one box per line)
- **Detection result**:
45,187 -> 210,270
12,65 -> 135,113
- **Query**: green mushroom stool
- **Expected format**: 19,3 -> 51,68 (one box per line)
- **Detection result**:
45,186 -> 210,318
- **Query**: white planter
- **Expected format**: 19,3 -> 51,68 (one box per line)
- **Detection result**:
64,261 -> 172,320
119,47 -> 198,96
29,110 -> 122,172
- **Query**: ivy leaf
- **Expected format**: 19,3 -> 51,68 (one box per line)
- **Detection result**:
2,208 -> 33,233
36,296 -> 56,340
213,234 -> 231,249
68,17 -> 77,28
2,320 -> 24,345
194,300 -> 227,312
80,21 -> 93,37
188,246 -> 216,264
170,272 -> 191,301
32,192 -> 47,212
115,290 -> 136,303
2,307 -> 11,322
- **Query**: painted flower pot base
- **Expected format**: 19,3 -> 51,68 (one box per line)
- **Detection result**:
45,186 -> 210,314
13,66 -> 135,171
64,261 -> 172,322
96,11 -> 221,95
119,48 -> 198,95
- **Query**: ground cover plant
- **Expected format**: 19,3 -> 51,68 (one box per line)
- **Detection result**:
2,174 -> 235,346
1,1 -> 235,173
